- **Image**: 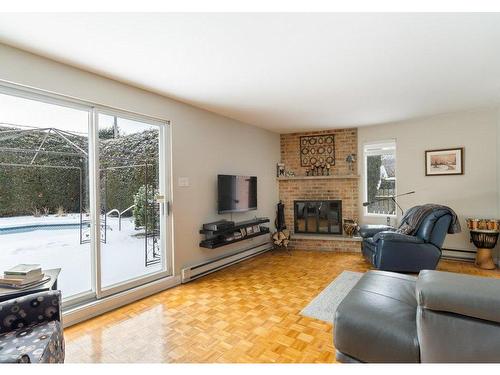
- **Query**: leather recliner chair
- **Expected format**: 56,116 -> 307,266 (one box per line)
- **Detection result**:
359,206 -> 453,272
334,270 -> 500,363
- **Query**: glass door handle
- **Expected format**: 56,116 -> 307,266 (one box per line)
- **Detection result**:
156,195 -> 167,216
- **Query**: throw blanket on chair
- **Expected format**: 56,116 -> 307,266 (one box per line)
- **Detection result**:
397,204 -> 461,236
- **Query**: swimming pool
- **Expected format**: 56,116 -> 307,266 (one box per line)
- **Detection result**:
0,223 -> 82,235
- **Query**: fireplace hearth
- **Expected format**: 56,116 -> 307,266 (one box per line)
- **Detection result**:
294,200 -> 342,235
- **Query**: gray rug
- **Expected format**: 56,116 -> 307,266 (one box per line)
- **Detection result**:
300,271 -> 363,323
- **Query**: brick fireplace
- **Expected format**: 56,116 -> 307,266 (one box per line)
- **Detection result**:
278,128 -> 361,252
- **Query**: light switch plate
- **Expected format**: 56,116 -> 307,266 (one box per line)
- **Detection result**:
178,177 -> 190,187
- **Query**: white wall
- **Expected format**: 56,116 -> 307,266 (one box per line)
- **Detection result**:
358,108 -> 500,259
0,43 -> 280,274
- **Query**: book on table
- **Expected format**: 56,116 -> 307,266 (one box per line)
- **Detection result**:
1,264 -> 48,289
4,264 -> 42,277
0,275 -> 50,289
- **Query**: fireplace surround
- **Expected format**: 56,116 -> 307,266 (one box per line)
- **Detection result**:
279,128 -> 361,252
294,200 -> 342,235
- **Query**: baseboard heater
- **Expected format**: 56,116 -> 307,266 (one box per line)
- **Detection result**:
181,242 -> 272,283
442,247 -> 476,262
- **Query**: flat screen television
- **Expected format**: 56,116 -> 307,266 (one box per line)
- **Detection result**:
218,175 -> 257,214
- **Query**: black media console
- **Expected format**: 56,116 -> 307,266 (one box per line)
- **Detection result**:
199,218 -> 270,249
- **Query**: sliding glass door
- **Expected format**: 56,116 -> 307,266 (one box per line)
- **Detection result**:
0,90 -> 94,302
97,112 -> 168,296
0,84 -> 171,307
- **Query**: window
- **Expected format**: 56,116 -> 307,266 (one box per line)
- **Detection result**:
363,140 -> 396,216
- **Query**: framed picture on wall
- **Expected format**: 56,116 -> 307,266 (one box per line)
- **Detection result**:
425,147 -> 464,176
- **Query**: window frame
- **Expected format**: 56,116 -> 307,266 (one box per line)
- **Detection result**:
363,140 -> 397,217
0,79 -> 174,313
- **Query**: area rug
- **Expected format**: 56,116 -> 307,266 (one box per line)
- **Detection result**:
300,271 -> 363,323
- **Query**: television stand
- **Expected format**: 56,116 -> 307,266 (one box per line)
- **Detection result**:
199,217 -> 270,249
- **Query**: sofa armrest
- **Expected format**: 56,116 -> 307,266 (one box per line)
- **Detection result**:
416,270 -> 500,324
0,290 -> 62,334
359,225 -> 395,238
372,231 -> 424,244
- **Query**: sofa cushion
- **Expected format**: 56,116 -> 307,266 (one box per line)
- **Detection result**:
334,270 -> 420,363
359,225 -> 394,238
0,320 -> 64,363
417,270 -> 500,324
0,290 -> 61,335
415,209 -> 452,242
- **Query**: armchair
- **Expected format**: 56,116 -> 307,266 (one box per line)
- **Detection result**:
359,206 -> 454,272
0,290 -> 64,363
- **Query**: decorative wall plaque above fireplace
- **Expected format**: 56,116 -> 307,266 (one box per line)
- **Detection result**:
300,134 -> 336,167
294,200 -> 342,235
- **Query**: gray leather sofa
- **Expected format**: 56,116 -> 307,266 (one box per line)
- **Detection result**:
334,270 -> 500,363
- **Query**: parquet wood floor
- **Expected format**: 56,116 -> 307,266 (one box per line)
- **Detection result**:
64,250 -> 500,363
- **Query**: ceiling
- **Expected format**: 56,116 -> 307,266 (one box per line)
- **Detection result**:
0,13 -> 500,133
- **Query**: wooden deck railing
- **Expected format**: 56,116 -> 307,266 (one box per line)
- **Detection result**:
368,188 -> 396,215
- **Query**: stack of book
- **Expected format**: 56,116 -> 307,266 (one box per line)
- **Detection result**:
0,264 -> 50,289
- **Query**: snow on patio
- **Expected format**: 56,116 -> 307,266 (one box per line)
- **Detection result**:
0,214 -> 162,299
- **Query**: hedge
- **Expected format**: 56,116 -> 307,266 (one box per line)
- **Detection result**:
0,127 -> 158,217
100,129 -> 158,214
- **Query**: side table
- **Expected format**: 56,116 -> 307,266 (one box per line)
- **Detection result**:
0,268 -> 61,302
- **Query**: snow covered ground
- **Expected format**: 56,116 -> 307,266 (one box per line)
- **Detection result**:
0,214 -> 162,299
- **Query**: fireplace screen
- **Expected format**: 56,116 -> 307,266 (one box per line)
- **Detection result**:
294,200 -> 342,235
